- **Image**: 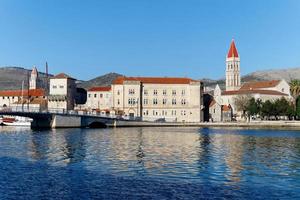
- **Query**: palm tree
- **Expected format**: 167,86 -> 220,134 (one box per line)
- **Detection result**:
289,79 -> 300,114
290,80 -> 300,98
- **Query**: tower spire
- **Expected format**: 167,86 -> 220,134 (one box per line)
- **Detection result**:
227,39 -> 239,58
225,39 -> 241,91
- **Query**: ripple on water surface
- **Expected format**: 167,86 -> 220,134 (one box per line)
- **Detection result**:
0,126 -> 300,199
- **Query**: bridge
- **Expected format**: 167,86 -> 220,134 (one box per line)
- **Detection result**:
0,110 -> 125,128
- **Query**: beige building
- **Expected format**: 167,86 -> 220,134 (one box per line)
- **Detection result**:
210,40 -> 291,121
111,77 -> 204,122
48,73 -> 76,112
85,86 -> 112,111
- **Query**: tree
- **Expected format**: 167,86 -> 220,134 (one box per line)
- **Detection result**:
274,97 -> 290,119
290,79 -> 300,110
233,95 -> 251,120
246,98 -> 260,120
261,100 -> 274,120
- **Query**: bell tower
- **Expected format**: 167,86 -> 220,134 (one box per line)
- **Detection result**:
29,66 -> 38,90
226,40 -> 241,91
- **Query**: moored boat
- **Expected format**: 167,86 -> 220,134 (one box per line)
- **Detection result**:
1,116 -> 32,126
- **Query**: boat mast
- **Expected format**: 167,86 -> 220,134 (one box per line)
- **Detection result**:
21,80 -> 24,112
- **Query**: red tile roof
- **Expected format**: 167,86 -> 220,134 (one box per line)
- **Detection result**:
0,89 -> 45,97
113,76 -> 199,85
239,80 -> 281,90
227,40 -> 239,58
88,86 -> 111,92
52,73 -> 75,80
222,104 -> 231,112
222,89 -> 287,96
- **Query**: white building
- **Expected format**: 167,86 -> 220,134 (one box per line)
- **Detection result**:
210,40 -> 291,121
111,77 -> 204,122
85,86 -> 112,111
0,66 -> 46,111
48,73 -> 76,112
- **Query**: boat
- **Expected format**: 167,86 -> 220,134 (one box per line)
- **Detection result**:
1,116 -> 32,126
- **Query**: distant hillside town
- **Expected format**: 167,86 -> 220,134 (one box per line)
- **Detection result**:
0,40 -> 298,123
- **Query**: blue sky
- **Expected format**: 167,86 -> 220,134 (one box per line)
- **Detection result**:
0,0 -> 299,80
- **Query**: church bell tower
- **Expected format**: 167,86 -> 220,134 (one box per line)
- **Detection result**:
29,66 -> 38,90
226,40 -> 241,91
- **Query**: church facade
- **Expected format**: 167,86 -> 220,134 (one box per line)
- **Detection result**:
209,40 -> 291,122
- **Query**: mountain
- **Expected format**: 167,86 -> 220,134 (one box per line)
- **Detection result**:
77,72 -> 122,89
202,67 -> 300,90
244,67 -> 300,82
0,66 -> 51,91
1,66 -> 300,91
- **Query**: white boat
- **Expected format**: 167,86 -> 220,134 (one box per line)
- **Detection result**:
1,116 -> 32,126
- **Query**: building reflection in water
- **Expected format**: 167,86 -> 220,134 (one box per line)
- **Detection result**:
83,127 -> 201,176
23,126 -> 300,183
29,128 -> 87,166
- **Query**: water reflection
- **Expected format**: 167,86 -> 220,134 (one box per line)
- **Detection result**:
1,126 -> 300,198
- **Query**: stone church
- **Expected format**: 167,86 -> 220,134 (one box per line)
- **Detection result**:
209,40 -> 291,122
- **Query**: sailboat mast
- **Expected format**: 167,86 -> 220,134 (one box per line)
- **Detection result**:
21,80 -> 24,112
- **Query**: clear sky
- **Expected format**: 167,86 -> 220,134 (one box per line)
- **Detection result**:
0,0 -> 299,80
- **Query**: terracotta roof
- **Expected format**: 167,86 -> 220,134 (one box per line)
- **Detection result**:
227,40 -> 239,58
88,86 -> 111,92
113,76 -> 199,85
222,104 -> 231,112
239,80 -> 281,90
209,100 -> 216,107
222,89 -> 287,96
52,73 -> 75,80
0,89 -> 45,97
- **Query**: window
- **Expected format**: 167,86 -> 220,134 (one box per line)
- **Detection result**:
172,110 -> 177,116
117,99 -> 120,105
181,90 -> 185,95
117,90 -> 120,95
88,94 -> 91,98
143,98 -> 148,105
172,90 -> 176,95
128,98 -> 136,105
153,90 -> 158,95
282,88 -> 284,92
129,89 -> 135,95
100,94 -> 103,98
53,85 -> 57,89
163,90 -> 167,95
153,98 -> 158,105
60,85 -> 64,89
163,99 -> 167,105
181,110 -> 186,116
181,99 -> 186,105
94,94 -> 97,98
143,110 -> 149,116
144,90 -> 148,95
172,99 -> 176,105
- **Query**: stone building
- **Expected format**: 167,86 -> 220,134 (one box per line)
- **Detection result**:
111,77 -> 204,122
210,40 -> 291,122
47,73 -> 76,112
0,66 -> 46,111
85,86 -> 112,112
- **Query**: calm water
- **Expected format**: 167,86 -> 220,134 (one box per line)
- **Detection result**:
0,126 -> 299,199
